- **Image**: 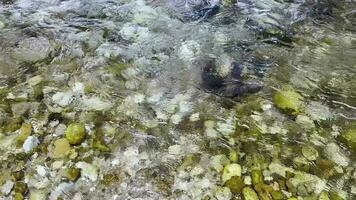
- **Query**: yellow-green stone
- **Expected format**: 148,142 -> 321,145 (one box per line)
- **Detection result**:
341,128 -> 356,151
242,187 -> 260,200
273,88 -> 304,116
53,138 -> 71,158
65,123 -> 86,145
251,169 -> 264,186
224,176 -> 245,194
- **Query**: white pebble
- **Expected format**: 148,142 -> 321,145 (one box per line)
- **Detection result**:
23,136 -> 39,153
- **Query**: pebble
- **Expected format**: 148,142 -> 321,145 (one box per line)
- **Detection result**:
1,180 -> 14,195
23,136 -> 39,153
76,162 -> 98,182
222,163 -> 242,183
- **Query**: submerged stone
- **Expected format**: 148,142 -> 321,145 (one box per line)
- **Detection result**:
319,191 -> 330,200
324,143 -> 349,167
0,21 -> 4,29
273,88 -> 304,116
76,162 -> 98,182
63,168 -> 80,182
302,145 -> 319,161
65,123 -> 86,145
11,37 -> 53,63
29,189 -> 47,200
92,139 -> 110,152
4,117 -> 23,132
101,173 -> 122,186
242,187 -> 260,200
16,123 -> 32,146
222,163 -> 242,183
254,184 -> 273,200
340,128 -> 356,151
53,138 -> 71,158
23,136 -> 39,153
14,182 -> 28,195
251,169 -> 264,186
1,180 -> 14,195
214,186 -> 232,200
224,176 -> 245,194
270,190 -> 285,200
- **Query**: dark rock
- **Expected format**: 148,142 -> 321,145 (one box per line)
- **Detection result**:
201,59 -> 263,97
188,4 -> 220,21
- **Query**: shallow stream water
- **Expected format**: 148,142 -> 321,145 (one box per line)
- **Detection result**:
0,0 -> 356,200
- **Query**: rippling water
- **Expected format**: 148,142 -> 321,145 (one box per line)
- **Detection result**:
0,0 -> 356,199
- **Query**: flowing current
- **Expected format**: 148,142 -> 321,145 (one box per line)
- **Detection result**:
0,0 -> 356,200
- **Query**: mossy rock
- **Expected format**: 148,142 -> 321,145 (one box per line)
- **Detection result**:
82,112 -> 108,126
251,169 -> 264,186
107,62 -> 130,78
32,81 -> 48,101
91,128 -> 111,152
301,145 -> 319,161
63,167 -> 80,182
12,170 -> 25,181
242,187 -> 260,200
5,117 -> 23,132
181,153 -> 201,169
14,181 -> 28,194
222,163 -> 242,183
235,97 -> 264,116
65,123 -> 86,145
329,191 -> 345,200
273,88 -> 304,116
254,183 -> 273,200
340,128 -> 356,151
16,123 -> 32,146
101,173 -> 122,186
84,85 -> 95,94
319,191 -> 330,200
287,198 -> 298,200
245,154 -> 268,170
224,176 -> 245,194
229,150 -> 239,163
92,138 -> 110,152
14,193 -> 24,200
270,190 -> 285,200
53,138 -> 71,158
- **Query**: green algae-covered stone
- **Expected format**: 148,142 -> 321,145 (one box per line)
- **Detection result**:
14,181 -> 28,194
242,187 -> 260,200
65,123 -> 86,145
5,117 -> 23,132
14,193 -> 24,200
29,189 -> 47,200
12,170 -> 25,181
63,167 -> 80,181
302,145 -> 319,161
329,191 -> 344,200
257,191 -> 272,200
319,191 -> 330,200
222,163 -> 242,183
252,169 -> 264,186
53,138 -> 71,158
181,153 -> 201,169
270,190 -> 285,200
101,173 -> 122,186
229,150 -> 239,163
340,128 -> 356,151
16,123 -> 32,145
224,176 -> 245,194
92,139 -> 110,152
254,183 -> 273,200
273,88 -> 304,116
